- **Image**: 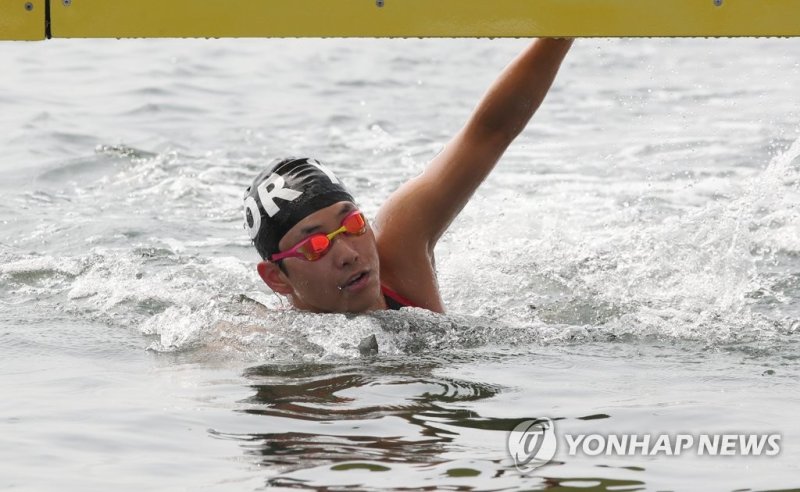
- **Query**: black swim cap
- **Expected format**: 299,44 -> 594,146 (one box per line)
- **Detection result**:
243,157 -> 354,260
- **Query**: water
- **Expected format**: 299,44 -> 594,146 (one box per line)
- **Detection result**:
1,38 -> 799,491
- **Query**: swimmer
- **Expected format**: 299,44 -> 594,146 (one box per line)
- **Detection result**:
243,38 -> 573,313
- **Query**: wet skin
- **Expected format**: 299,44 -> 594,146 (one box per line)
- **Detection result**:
258,201 -> 387,313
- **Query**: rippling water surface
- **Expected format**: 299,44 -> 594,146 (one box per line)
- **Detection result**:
1,38 -> 799,491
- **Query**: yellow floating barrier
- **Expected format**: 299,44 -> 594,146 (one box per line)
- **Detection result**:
2,0 -> 800,40
0,0 -> 45,40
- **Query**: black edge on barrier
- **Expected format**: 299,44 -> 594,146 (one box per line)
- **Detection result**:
45,0 -> 51,39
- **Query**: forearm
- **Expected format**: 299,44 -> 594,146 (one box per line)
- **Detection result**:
467,38 -> 573,143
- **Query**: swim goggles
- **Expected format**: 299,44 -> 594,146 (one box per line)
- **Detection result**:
270,210 -> 367,262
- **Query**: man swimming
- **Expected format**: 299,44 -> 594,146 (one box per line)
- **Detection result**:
243,38 -> 573,314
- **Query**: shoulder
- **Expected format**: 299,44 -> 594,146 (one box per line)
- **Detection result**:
373,217 -> 445,313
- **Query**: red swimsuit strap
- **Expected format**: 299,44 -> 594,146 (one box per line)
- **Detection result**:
380,284 -> 418,308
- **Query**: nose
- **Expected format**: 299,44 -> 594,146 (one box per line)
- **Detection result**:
330,235 -> 359,268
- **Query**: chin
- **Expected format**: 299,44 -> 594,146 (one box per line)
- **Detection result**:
345,286 -> 383,313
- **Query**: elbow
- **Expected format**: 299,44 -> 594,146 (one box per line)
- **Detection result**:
475,118 -> 525,150
472,100 -> 534,147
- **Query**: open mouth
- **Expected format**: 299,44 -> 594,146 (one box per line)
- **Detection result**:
340,270 -> 370,291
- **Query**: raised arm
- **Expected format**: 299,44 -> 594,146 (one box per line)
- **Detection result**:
376,38 -> 573,252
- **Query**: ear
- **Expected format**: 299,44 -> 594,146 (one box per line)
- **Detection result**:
257,261 -> 294,295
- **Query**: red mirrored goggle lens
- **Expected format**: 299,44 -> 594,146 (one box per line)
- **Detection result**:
342,211 -> 367,234
299,234 -> 331,260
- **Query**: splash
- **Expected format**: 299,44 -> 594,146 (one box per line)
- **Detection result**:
433,135 -> 800,352
519,136 -> 800,344
3,133 -> 798,360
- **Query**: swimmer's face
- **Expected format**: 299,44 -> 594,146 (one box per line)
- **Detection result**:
258,201 -> 385,313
